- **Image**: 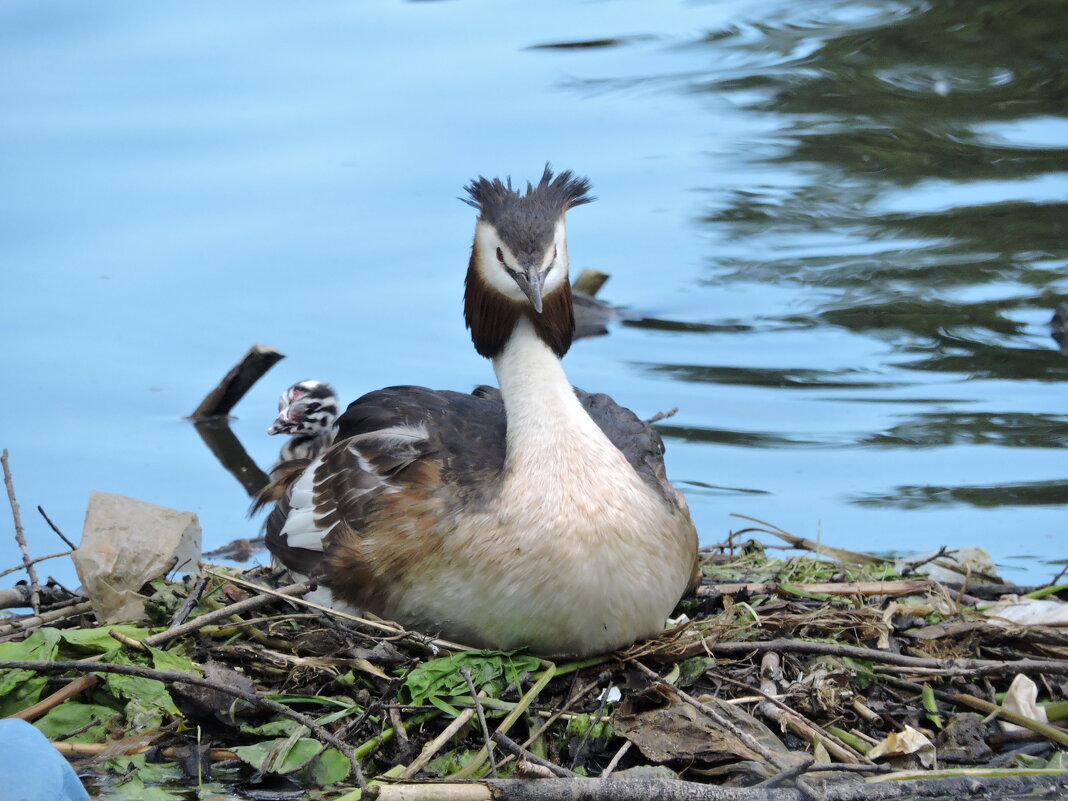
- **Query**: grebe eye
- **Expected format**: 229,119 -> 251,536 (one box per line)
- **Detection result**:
496,247 -> 505,263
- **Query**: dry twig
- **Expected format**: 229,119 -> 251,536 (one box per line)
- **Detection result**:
461,665 -> 499,778
36,505 -> 76,549
492,731 -> 577,778
1,449 -> 40,615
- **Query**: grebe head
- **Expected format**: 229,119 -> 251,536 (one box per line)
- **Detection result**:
462,165 -> 594,358
267,380 -> 338,436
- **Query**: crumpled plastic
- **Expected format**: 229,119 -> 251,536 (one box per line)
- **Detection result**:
71,491 -> 201,623
894,546 -> 999,584
983,597 -> 1068,627
999,674 -> 1048,734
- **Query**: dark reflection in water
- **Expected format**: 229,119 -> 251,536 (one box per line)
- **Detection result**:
862,412 -> 1068,448
700,0 -> 1068,347
857,479 -> 1068,509
529,37 -> 651,51
655,423 -> 825,450
667,0 -> 1068,521
645,363 -> 899,390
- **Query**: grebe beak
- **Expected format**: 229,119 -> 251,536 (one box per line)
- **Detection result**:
513,266 -> 544,314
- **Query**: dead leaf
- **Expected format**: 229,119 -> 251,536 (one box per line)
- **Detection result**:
613,685 -> 792,773
868,725 -> 935,769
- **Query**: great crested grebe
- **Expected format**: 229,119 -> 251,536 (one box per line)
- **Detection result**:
262,167 -> 699,658
267,380 -> 339,465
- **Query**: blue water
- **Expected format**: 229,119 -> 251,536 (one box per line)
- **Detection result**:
2,0 -> 1066,589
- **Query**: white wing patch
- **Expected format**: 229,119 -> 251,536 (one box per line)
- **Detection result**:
279,456 -> 330,551
278,423 -> 430,551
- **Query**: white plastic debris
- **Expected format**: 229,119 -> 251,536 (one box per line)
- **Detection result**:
983,597 -> 1068,627
72,491 -> 201,623
894,546 -> 999,584
599,685 -> 622,704
999,674 -> 1048,734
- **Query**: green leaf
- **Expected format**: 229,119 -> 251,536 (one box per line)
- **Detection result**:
779,582 -> 832,601
841,656 -> 874,690
146,645 -> 196,674
565,712 -> 613,740
59,625 -> 151,653
429,695 -> 465,717
426,747 -> 479,777
399,651 -> 540,717
1047,751 -> 1068,770
921,683 -> 943,729
0,627 -> 61,661
232,740 -> 278,773
676,656 -> 715,688
0,628 -> 62,716
234,737 -> 325,774
241,719 -> 304,738
35,702 -> 123,742
273,737 -> 324,773
293,747 -> 351,786
266,693 -> 355,708
101,651 -> 182,730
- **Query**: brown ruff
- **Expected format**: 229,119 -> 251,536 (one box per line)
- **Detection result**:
464,259 -> 575,359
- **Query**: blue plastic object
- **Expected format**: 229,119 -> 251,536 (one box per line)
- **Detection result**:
0,718 -> 90,801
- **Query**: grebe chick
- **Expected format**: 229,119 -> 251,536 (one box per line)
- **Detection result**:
262,166 -> 698,658
267,380 -> 339,465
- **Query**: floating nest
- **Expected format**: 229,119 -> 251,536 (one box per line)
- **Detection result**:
2,522 -> 1068,801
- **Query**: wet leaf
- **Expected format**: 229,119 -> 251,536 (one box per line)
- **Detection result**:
169,660 -> 254,729
101,651 -> 180,730
292,747 -> 351,786
107,753 -> 183,783
98,773 -> 184,801
234,737 -> 325,775
35,701 -> 123,742
934,713 -> 991,763
0,627 -> 61,715
613,686 -> 794,773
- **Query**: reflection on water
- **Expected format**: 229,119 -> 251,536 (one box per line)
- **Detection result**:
858,479 -> 1068,509
641,0 -> 1068,533
1,0 -> 1065,582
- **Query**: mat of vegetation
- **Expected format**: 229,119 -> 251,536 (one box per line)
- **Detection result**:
2,519 -> 1068,801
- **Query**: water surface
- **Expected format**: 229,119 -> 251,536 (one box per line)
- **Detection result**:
1,0 -> 1065,585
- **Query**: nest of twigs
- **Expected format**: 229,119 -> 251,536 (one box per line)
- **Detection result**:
2,523 -> 1068,801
